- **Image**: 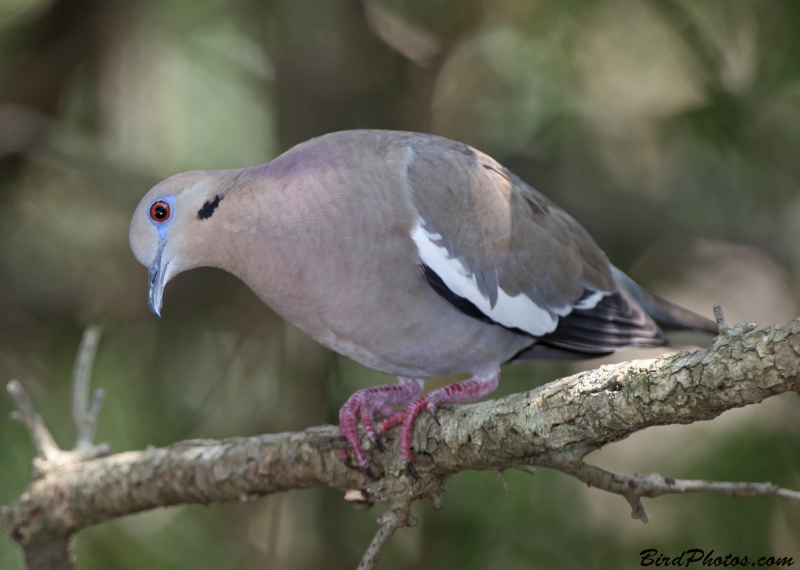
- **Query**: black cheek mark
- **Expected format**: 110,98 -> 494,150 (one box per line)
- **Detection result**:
197,195 -> 223,220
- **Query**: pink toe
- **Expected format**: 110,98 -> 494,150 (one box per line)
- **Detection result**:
338,377 -> 425,473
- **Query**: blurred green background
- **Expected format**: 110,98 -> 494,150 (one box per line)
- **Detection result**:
1,0 -> 799,568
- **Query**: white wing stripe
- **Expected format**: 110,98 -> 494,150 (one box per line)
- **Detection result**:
574,289 -> 604,310
412,222 -> 559,336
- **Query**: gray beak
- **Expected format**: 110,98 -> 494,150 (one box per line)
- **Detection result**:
148,241 -> 168,316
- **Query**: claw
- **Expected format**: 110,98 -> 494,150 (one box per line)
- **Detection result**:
404,461 -> 420,480
427,407 -> 441,426
344,457 -> 380,480
373,432 -> 386,452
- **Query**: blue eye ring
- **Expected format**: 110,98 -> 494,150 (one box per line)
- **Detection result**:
147,195 -> 176,227
149,201 -> 170,222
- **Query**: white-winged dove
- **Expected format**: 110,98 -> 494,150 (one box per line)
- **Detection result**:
129,130 -> 717,477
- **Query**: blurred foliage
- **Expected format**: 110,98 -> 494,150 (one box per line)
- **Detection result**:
0,0 -> 799,568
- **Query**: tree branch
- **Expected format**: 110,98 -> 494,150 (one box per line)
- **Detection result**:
537,454 -> 800,523
3,315 -> 800,569
356,501 -> 417,570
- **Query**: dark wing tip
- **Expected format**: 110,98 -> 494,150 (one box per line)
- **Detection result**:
612,267 -> 719,335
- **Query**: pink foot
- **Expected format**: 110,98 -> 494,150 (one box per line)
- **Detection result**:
338,377 -> 423,477
378,371 -> 500,478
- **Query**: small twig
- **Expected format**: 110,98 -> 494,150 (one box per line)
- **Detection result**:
714,304 -> 758,337
357,503 -> 416,570
7,326 -> 110,477
514,465 -> 536,476
344,489 -> 370,503
713,304 -> 729,335
494,470 -> 510,493
71,325 -> 105,451
344,488 -> 374,511
558,462 -> 800,523
6,380 -> 61,462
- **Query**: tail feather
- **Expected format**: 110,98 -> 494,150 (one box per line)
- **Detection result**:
512,268 -> 718,363
612,268 -> 719,335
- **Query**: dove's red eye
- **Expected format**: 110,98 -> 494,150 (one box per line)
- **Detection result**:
149,201 -> 170,222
